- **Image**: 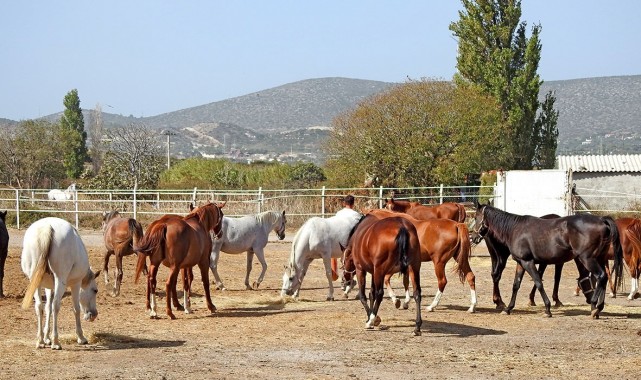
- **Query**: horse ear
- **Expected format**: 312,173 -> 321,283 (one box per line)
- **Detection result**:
339,243 -> 345,251
282,210 -> 286,216
218,201 -> 227,209
189,202 -> 195,211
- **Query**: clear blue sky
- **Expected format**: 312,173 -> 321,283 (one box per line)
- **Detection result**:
2,1 -> 640,121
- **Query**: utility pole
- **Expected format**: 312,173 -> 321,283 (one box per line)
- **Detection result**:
161,130 -> 176,169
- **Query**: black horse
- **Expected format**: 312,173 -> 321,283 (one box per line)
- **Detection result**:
473,203 -> 623,318
0,211 -> 8,298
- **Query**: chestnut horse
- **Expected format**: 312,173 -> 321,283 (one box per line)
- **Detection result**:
385,198 -> 466,222
473,203 -> 623,318
101,210 -> 144,297
134,202 -> 224,319
342,214 -> 423,335
354,208 -> 476,313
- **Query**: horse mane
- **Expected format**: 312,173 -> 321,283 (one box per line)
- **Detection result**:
483,205 -> 528,244
346,214 -> 368,243
256,210 -> 281,226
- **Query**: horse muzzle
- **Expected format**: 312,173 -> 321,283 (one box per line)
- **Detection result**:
278,232 -> 285,240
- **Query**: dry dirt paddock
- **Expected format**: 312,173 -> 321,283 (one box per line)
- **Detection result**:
0,228 -> 640,380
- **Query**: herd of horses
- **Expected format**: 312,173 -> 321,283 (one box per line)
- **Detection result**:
12,196 -> 641,348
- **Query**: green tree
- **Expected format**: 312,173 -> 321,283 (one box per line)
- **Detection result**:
449,0 -> 558,169
0,120 -> 65,188
534,91 -> 559,168
286,162 -> 326,188
88,124 -> 163,189
324,79 -> 506,188
60,89 -> 89,178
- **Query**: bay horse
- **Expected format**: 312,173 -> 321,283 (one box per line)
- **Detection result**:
281,211 -> 362,301
21,217 -> 100,350
0,210 -> 8,298
352,208 -> 476,313
385,198 -> 467,222
342,214 -> 422,335
101,210 -> 144,297
473,203 -> 623,318
207,210 -> 287,290
134,202 -> 224,319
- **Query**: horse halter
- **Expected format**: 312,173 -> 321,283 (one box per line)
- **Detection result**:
474,206 -> 489,238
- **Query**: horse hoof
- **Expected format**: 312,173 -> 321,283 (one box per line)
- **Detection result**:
554,301 -> 564,308
326,296 -> 335,301
168,314 -> 177,320
545,312 -> 552,318
425,306 -> 434,312
373,316 -> 381,327
591,309 -> 600,319
468,307 -> 476,314
252,281 -> 260,290
394,299 -> 401,309
343,293 -> 349,299
501,310 -> 510,315
414,330 -> 422,336
402,303 -> 409,310
176,306 -> 185,312
609,293 -> 616,298
51,344 -> 62,350
528,301 -> 536,307
77,338 -> 88,345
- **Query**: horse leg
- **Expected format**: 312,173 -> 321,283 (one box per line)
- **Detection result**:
33,287 -> 45,348
384,273 -> 401,308
578,257 -> 608,319
426,262 -> 448,312
50,277 -> 66,349
70,283 -> 88,345
43,288 -> 53,346
252,248 -> 268,289
605,262 -> 615,298
401,272 -> 411,310
629,274 -> 640,300
528,263 -> 546,306
103,250 -> 112,285
147,264 -> 160,318
409,265 -> 422,336
165,266 -> 181,319
244,250 -> 255,290
172,269 -> 187,311
357,270 -> 371,327
113,254 -> 124,297
504,263 -> 527,316
322,255 -> 335,301
552,263 -> 564,307
367,272 -> 385,329
182,268 -> 192,314
209,247 -> 226,290
491,255 -> 508,310
521,260 -> 553,317
198,260 -> 216,313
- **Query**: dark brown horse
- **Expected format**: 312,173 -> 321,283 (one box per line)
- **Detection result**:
365,208 -> 476,312
385,198 -> 466,222
0,210 -> 8,298
342,214 -> 423,335
134,202 -> 224,319
473,203 -> 623,318
102,210 -> 144,297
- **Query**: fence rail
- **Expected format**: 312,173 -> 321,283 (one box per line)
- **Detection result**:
0,185 -> 638,230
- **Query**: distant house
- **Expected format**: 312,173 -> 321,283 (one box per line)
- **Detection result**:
556,154 -> 641,211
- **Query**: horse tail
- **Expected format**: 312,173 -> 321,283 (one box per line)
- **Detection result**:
456,203 -> 467,223
129,219 -> 144,247
625,219 -> 641,279
134,223 -> 166,284
22,225 -> 54,309
396,225 -> 410,275
603,216 -> 624,293
453,223 -> 473,284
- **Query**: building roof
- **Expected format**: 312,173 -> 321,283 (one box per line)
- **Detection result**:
556,154 -> 641,172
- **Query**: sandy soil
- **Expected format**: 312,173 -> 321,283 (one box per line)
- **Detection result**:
0,228 -> 640,379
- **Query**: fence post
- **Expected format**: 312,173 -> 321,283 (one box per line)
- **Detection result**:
257,187 -> 263,213
192,187 -> 198,203
439,184 -> 444,204
133,187 -> 137,220
74,188 -> 79,229
321,186 -> 326,217
378,186 -> 383,208
15,189 -> 20,229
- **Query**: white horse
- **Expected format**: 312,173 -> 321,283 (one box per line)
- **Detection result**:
47,183 -> 76,201
281,212 -> 362,301
210,210 -> 287,290
21,217 -> 100,350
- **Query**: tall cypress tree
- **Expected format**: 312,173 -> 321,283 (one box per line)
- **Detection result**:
60,89 -> 89,178
450,0 -> 558,169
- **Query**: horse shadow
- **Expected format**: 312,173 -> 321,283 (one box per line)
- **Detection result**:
90,332 -> 186,350
221,305 -> 313,318
421,320 -> 507,337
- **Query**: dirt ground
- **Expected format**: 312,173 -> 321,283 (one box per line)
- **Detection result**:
1,228 -> 640,380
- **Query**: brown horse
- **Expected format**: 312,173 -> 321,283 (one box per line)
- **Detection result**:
385,198 -> 466,222
365,208 -> 476,313
342,214 -> 423,335
134,202 -> 224,319
102,210 -> 144,297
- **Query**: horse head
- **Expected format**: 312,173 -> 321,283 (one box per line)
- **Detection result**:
280,262 -> 299,297
273,210 -> 286,240
80,268 -> 101,322
101,210 -> 121,230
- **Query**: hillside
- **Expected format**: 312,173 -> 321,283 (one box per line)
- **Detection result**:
2,75 -> 640,160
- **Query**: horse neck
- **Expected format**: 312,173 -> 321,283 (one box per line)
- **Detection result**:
484,207 -> 520,247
